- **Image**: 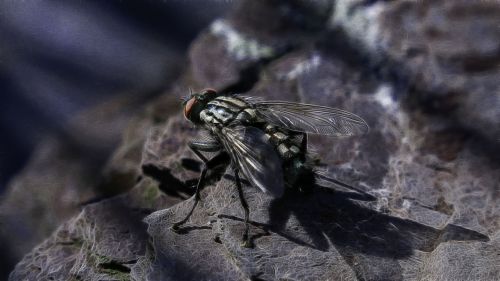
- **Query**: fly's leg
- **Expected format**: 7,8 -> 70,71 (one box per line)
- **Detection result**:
300,133 -> 308,156
188,139 -> 222,162
297,132 -> 315,193
171,141 -> 224,232
233,167 -> 251,248
171,167 -> 206,231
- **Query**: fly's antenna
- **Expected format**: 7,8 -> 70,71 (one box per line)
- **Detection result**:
180,87 -> 195,105
180,95 -> 189,105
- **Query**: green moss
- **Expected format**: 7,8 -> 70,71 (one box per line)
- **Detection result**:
143,184 -> 160,204
94,253 -> 112,264
99,264 -> 130,281
92,253 -> 131,281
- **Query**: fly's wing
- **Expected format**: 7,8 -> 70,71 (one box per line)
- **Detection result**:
191,130 -> 222,151
219,126 -> 284,198
243,99 -> 369,137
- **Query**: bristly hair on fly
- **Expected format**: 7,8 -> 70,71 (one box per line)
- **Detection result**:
180,88 -> 194,106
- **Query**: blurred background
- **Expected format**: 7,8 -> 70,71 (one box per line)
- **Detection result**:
0,0 -> 236,278
0,0 -> 235,194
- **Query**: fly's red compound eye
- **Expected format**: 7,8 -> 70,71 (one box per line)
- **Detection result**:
184,97 -> 197,119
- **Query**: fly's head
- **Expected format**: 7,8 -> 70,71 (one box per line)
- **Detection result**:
182,88 -> 218,124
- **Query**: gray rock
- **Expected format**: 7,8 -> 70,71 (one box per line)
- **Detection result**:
0,94 -> 149,266
0,137 -> 99,264
141,107 -> 494,280
9,178 -> 179,281
9,0 -> 500,280
189,0 -> 333,91
330,0 -> 500,144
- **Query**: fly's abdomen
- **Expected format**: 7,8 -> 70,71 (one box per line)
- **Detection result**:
262,123 -> 314,190
263,124 -> 302,160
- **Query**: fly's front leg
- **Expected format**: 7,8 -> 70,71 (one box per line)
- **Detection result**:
233,167 -> 251,248
171,140 -> 224,231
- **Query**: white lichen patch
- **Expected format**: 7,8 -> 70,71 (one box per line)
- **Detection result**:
329,0 -> 387,53
284,52 -> 322,80
373,84 -> 396,110
210,19 -> 275,61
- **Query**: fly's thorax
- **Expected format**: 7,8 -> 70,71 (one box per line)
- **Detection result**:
199,96 -> 256,127
235,108 -> 258,123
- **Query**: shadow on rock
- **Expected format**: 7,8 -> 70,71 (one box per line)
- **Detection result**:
265,185 -> 489,259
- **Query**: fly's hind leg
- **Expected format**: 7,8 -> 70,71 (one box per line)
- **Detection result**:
300,133 -> 308,157
233,167 -> 251,248
171,140 -> 225,231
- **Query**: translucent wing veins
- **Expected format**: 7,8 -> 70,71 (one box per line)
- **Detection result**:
240,98 -> 369,137
218,126 -> 284,198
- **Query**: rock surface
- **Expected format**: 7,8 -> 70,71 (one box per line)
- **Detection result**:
0,95 -> 156,267
8,0 -> 500,280
331,0 -> 500,143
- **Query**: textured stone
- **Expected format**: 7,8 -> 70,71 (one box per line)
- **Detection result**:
9,178 -> 179,281
330,0 -> 500,144
189,0 -> 333,91
8,0 -> 500,280
0,95 -> 148,267
0,137 -> 98,265
141,110 -> 494,280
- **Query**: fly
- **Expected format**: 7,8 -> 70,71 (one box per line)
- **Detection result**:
172,88 -> 372,247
